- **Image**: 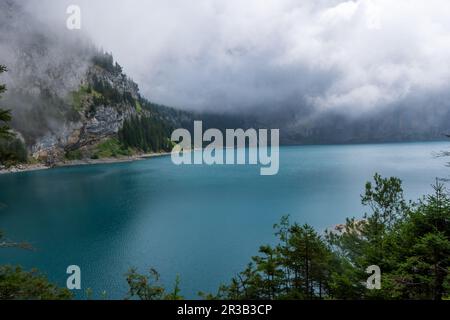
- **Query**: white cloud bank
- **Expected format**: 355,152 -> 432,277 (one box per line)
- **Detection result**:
29,0 -> 450,113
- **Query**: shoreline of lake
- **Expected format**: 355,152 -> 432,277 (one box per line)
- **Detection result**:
0,152 -> 172,175
1,142 -> 447,298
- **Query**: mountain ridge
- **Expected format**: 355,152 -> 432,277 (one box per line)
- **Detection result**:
1,0 -> 450,170
0,1 -> 192,165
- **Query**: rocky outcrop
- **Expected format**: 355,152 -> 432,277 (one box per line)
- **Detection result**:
29,62 -> 147,163
1,1 -> 189,165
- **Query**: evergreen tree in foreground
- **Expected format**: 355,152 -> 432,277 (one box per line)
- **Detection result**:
1,172 -> 449,300
0,266 -> 72,300
208,174 -> 450,300
0,231 -> 71,300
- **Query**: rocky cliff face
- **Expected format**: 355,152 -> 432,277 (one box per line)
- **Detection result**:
29,61 -> 147,163
0,1 -> 184,164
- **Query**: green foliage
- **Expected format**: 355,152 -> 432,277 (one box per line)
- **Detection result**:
72,86 -> 86,111
210,174 -> 450,300
212,218 -> 337,300
0,109 -> 12,139
361,173 -> 407,230
0,266 -> 72,300
90,75 -> 121,106
1,171 -> 449,300
135,99 -> 142,113
92,138 -> 132,159
0,65 -> 28,165
65,149 -> 83,161
124,174 -> 449,301
119,116 -> 172,153
125,268 -> 184,300
88,75 -> 135,109
71,85 -> 97,111
0,137 -> 27,165
1,229 -> 69,300
330,176 -> 407,267
390,181 -> 450,300
165,275 -> 184,300
0,65 -> 12,140
92,52 -> 122,75
65,139 -> 133,161
89,52 -> 136,109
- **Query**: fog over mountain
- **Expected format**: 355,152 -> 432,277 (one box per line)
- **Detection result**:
0,0 -> 94,143
0,0 -> 188,162
2,0 -> 450,144
27,0 -> 450,113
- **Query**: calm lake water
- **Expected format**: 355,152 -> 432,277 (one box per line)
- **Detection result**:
0,142 -> 449,299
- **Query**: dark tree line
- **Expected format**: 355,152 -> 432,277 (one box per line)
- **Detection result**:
0,65 -> 27,165
88,51 -> 138,111
1,61 -> 449,298
92,52 -> 122,76
0,174 -> 449,300
117,174 -> 450,301
119,116 -> 172,153
88,74 -> 136,108
0,65 -> 11,139
201,174 -> 449,300
0,266 -> 72,300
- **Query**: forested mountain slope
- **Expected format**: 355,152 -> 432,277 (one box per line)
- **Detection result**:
0,1 -> 191,165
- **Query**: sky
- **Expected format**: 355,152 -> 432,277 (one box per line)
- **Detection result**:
24,0 -> 450,114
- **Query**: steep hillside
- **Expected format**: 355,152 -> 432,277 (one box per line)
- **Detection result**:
2,0 -> 448,167
0,1 -> 191,166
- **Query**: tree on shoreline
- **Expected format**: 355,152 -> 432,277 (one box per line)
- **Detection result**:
208,174 -> 450,300
1,173 -> 449,300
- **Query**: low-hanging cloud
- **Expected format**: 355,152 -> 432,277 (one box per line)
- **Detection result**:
26,0 -> 450,115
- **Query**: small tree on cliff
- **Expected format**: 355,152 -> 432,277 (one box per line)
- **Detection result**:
0,65 -> 27,164
0,65 -> 12,139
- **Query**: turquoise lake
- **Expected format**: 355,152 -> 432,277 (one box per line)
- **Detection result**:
0,142 -> 449,299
